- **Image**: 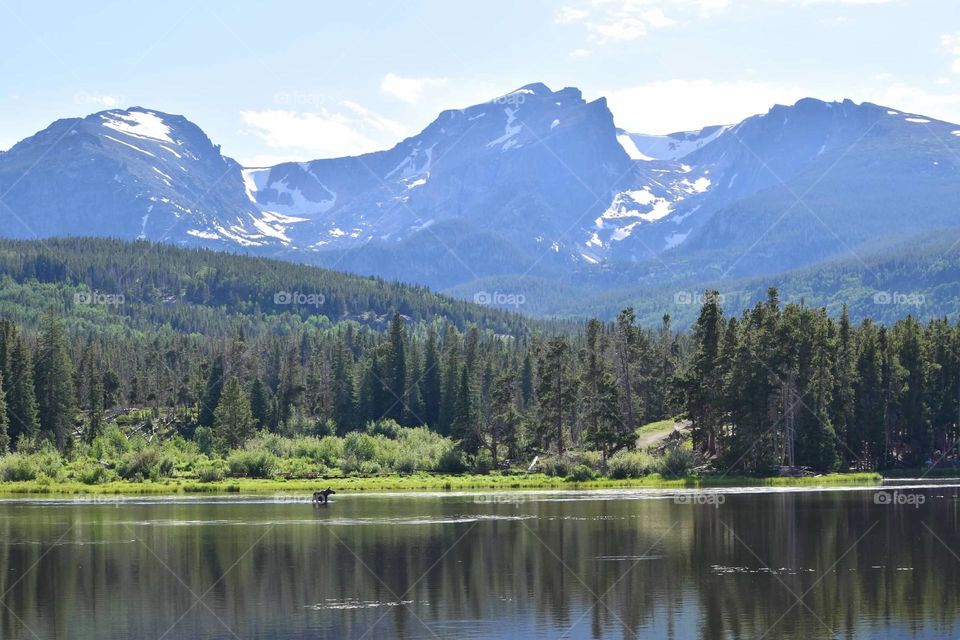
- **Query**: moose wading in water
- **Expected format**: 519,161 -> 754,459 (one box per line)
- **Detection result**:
313,488 -> 336,505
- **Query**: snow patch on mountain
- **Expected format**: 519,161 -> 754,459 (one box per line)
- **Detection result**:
101,110 -> 175,143
103,135 -> 156,158
663,230 -> 690,250
386,144 -> 435,179
616,133 -> 654,161
622,125 -> 730,161
487,107 -> 523,150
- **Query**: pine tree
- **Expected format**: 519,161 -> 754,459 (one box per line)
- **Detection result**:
439,326 -> 460,435
520,352 -> 535,408
249,378 -> 270,429
613,309 -> 640,432
385,313 -> 407,423
198,354 -> 225,427
452,366 -> 479,453
578,320 -> 627,463
6,333 -> 39,448
0,369 -> 9,453
330,339 -> 355,431
536,336 -> 575,455
34,310 -> 76,452
484,372 -> 524,467
421,326 -> 442,429
85,375 -> 104,444
213,376 -> 256,452
832,305 -> 857,461
685,292 -> 725,458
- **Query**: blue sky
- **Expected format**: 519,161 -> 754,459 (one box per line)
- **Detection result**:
1,0 -> 958,165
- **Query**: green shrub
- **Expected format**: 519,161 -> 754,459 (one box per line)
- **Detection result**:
358,460 -> 383,475
658,447 -> 695,477
472,450 -> 494,475
227,449 -> 278,478
315,436 -> 344,467
75,461 -> 110,485
566,464 -> 598,482
366,419 -> 400,439
278,457 -> 322,478
396,427 -> 449,470
542,455 -> 574,477
117,447 -> 161,480
0,454 -> 37,482
194,426 -> 214,456
31,445 -> 65,481
343,432 -> 377,462
194,456 -> 228,482
152,455 -> 176,480
91,424 -> 130,461
394,455 -> 418,474
608,450 -> 658,479
435,446 -> 468,474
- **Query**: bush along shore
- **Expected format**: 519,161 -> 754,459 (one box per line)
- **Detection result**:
0,420 -> 888,496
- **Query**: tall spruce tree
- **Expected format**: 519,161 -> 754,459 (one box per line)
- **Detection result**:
34,310 -> 76,452
537,336 -> 575,455
213,376 -> 256,453
6,333 -> 39,448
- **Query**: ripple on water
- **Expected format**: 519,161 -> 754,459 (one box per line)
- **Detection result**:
306,598 -> 415,610
113,514 -> 537,527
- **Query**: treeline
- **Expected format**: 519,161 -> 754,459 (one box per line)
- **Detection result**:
684,289 -> 960,472
0,237 -> 545,336
0,308 -> 681,469
1,284 -> 957,476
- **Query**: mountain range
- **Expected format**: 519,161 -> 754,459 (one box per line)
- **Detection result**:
1,83 -> 959,322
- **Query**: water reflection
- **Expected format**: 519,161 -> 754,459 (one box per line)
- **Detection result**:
0,486 -> 958,639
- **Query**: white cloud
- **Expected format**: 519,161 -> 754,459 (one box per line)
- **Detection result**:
869,84 -> 960,123
943,32 -> 960,74
73,92 -> 125,108
605,79 -> 811,133
792,0 -> 893,4
571,48 -> 592,57
380,73 -> 447,104
558,0 -> 892,48
240,102 -> 409,162
556,0 -> 726,47
554,6 -> 589,23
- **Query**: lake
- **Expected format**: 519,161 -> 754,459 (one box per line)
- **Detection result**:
0,483 -> 958,639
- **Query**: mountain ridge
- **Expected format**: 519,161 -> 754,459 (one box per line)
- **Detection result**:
1,85 -> 958,321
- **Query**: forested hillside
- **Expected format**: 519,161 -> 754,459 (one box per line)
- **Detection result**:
0,239 -> 956,484
0,237 -> 539,336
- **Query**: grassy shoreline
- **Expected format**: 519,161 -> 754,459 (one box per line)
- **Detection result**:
0,471 -> 905,496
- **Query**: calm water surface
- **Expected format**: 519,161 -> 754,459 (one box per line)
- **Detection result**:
1,484 -> 959,639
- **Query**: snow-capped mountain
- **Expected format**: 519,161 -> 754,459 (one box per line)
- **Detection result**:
0,108 -> 256,242
1,87 -> 959,310
242,83 -> 635,265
